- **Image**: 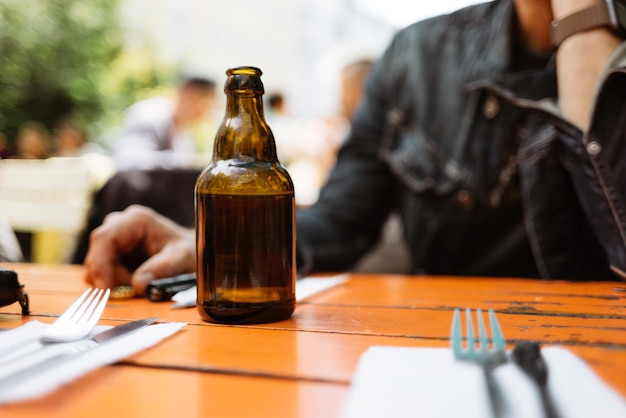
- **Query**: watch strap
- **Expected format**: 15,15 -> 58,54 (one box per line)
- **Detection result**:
551,2 -> 612,47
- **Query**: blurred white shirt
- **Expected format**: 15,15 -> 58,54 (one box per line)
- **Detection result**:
113,97 -> 197,171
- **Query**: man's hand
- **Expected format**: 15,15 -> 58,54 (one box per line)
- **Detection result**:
84,205 -> 196,295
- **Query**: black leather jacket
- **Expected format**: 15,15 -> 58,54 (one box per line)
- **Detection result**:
297,0 -> 626,281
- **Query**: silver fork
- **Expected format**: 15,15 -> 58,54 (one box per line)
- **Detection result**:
0,288 -> 110,363
40,288 -> 110,342
451,308 -> 507,418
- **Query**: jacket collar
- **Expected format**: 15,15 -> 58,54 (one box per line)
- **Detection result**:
465,0 -> 517,84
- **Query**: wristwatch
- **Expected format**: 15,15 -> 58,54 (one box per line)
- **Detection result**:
551,0 -> 626,47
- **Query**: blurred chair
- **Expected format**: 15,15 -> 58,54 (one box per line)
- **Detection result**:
0,156 -> 115,263
71,168 -> 201,265
0,207 -> 24,262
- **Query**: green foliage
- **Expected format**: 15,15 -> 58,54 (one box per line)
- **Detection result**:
0,0 -> 176,148
94,47 -> 178,148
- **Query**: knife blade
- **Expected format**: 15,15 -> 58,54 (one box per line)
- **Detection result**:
91,317 -> 159,344
0,317 -> 159,388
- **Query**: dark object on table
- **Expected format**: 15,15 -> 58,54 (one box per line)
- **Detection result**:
0,268 -> 29,315
145,273 -> 197,302
513,341 -> 560,418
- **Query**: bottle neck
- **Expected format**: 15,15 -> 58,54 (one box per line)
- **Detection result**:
226,92 -> 265,123
214,91 -> 277,162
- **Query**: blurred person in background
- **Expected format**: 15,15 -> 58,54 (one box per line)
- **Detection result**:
266,92 -> 287,117
265,91 -> 298,159
0,133 -> 15,159
265,91 -> 338,205
51,117 -> 115,190
52,118 -> 104,157
113,76 -> 217,171
265,61 -> 376,206
322,58 -> 375,159
339,59 -> 374,121
83,0 -> 626,294
12,121 -> 50,159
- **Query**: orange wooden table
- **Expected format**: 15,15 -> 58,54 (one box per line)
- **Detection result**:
0,263 -> 625,417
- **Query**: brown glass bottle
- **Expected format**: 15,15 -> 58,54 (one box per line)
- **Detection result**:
195,66 -> 296,324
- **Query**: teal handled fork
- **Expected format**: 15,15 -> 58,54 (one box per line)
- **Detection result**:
451,308 -> 507,418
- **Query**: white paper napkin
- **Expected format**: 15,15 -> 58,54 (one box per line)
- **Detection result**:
341,346 -> 626,418
0,320 -> 185,405
295,274 -> 348,301
171,273 -> 348,308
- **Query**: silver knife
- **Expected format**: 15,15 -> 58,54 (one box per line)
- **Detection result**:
90,317 -> 159,343
0,317 -> 159,388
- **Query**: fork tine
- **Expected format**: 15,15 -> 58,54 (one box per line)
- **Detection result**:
56,288 -> 93,323
40,288 -> 111,343
451,308 -> 462,354
477,308 -> 489,354
86,288 -> 110,324
489,309 -> 505,352
465,308 -> 475,353
67,289 -> 101,323
452,308 -> 507,418
452,308 -> 507,362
